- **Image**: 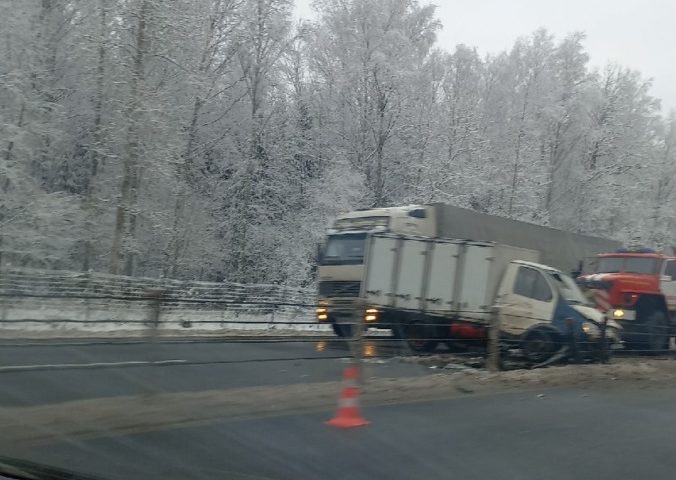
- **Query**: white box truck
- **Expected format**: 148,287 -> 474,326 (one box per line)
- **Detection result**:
360,233 -> 622,361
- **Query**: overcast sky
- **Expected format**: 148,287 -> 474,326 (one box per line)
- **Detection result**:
294,0 -> 675,113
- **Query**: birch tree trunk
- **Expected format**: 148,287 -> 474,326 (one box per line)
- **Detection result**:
111,0 -> 150,275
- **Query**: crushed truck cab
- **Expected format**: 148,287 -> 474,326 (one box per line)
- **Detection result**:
497,261 -> 622,360
361,233 -> 621,361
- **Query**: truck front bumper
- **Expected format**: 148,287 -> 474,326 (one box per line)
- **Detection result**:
316,306 -> 384,328
607,308 -> 636,321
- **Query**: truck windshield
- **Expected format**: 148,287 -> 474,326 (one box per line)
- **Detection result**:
548,271 -> 589,305
597,256 -> 657,274
320,233 -> 367,265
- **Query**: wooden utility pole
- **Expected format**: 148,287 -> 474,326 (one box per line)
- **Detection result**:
487,306 -> 501,372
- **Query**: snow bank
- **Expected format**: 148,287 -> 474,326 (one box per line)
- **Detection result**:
0,298 -> 329,338
0,268 -> 327,338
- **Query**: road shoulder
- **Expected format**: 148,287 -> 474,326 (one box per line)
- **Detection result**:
1,358 -> 674,446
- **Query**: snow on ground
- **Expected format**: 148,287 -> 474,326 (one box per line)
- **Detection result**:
0,297 -> 330,339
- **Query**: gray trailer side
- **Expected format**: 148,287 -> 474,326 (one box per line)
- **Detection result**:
431,203 -> 622,274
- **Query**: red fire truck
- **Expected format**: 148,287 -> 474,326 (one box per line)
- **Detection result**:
578,249 -> 676,352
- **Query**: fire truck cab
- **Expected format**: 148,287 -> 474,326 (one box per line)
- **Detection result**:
578,249 -> 676,352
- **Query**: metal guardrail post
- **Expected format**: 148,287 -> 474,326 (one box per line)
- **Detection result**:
0,255 -> 6,322
599,317 -> 609,363
84,270 -> 92,322
487,306 -> 501,372
144,288 -> 164,337
143,288 -> 164,398
568,319 -> 582,364
351,301 -> 366,381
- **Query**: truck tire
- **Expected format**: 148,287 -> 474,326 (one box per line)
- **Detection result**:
331,323 -> 354,338
641,310 -> 669,354
403,321 -> 439,353
522,328 -> 557,363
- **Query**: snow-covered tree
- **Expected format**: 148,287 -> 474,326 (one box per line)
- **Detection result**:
1,1 -> 674,283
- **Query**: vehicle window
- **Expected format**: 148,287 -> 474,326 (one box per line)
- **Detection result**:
665,261 -> 676,278
514,267 -> 537,297
532,273 -> 553,302
321,233 -> 367,265
514,267 -> 552,302
597,257 -> 623,273
548,272 -> 587,305
624,257 -> 657,274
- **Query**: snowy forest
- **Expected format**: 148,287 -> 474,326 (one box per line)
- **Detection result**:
1,0 -> 675,286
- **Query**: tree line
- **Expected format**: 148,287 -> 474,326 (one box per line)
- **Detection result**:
1,0 -> 674,285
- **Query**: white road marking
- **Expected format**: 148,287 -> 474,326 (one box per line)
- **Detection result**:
0,359 -> 187,372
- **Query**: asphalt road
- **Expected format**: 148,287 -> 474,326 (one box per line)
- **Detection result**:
2,337 -> 676,479
5,386 -> 676,480
0,338 -> 428,407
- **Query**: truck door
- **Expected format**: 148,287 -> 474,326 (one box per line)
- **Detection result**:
661,259 -> 676,312
498,265 -> 556,337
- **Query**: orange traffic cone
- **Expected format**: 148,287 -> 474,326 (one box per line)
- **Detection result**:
325,365 -> 370,428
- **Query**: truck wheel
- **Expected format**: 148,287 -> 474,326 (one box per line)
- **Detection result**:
404,321 -> 438,353
331,323 -> 354,338
641,311 -> 669,354
522,328 -> 557,363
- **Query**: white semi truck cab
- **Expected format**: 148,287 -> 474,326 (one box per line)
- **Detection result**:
316,205 -> 434,337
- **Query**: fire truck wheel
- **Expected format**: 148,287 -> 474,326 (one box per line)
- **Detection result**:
641,310 -> 669,353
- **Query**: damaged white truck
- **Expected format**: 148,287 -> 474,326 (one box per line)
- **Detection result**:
356,233 -> 622,361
